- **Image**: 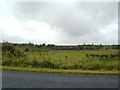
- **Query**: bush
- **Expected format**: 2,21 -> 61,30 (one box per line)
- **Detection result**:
31,59 -> 40,67
72,63 -> 80,69
40,59 -> 58,68
2,43 -> 14,53
2,59 -> 12,66
24,48 -> 29,52
2,42 -> 25,58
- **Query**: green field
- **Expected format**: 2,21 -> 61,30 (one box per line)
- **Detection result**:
2,49 -> 119,72
1,42 -> 119,74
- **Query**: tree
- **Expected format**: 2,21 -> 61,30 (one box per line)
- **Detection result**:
42,43 -> 46,46
24,48 -> 29,52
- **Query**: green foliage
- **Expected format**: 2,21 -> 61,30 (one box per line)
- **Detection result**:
2,42 -> 119,71
2,42 -> 119,52
2,55 -> 118,71
30,58 -> 59,69
40,59 -> 58,68
2,42 -> 25,58
24,48 -> 29,52
2,42 -> 15,56
2,58 -> 12,66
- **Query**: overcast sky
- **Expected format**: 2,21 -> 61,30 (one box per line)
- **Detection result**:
0,2 -> 118,45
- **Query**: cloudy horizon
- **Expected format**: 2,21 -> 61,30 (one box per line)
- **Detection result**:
0,2 -> 118,45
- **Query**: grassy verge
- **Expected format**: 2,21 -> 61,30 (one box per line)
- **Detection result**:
1,66 -> 119,75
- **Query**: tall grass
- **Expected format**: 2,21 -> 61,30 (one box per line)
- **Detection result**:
2,50 -> 119,71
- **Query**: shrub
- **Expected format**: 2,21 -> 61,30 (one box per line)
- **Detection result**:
31,59 -> 40,67
2,59 -> 12,66
40,59 -> 57,68
72,63 -> 80,69
2,42 -> 25,58
13,50 -> 25,58
24,48 -> 29,52
2,43 -> 14,53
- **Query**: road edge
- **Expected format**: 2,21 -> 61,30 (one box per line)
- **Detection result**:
1,66 -> 119,75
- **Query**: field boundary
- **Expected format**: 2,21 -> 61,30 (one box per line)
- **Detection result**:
1,66 -> 119,75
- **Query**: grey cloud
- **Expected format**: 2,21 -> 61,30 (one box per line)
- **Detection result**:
5,2 -> 118,44
118,2 -> 120,44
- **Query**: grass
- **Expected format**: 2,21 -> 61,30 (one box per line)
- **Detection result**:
1,66 -> 119,75
2,49 -> 119,74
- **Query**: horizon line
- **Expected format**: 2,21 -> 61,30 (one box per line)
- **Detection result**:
0,41 -> 119,45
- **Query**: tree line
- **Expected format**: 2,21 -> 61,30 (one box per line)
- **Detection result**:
1,42 -> 119,53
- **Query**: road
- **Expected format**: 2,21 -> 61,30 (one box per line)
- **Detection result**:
2,70 -> 118,88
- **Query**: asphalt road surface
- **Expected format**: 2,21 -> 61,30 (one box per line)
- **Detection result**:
2,70 -> 118,88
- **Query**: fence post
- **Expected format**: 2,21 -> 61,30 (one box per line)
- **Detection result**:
65,56 -> 68,60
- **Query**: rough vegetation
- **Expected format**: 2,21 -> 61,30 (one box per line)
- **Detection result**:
1,42 -> 119,72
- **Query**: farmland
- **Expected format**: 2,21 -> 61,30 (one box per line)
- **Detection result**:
1,42 -> 119,73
